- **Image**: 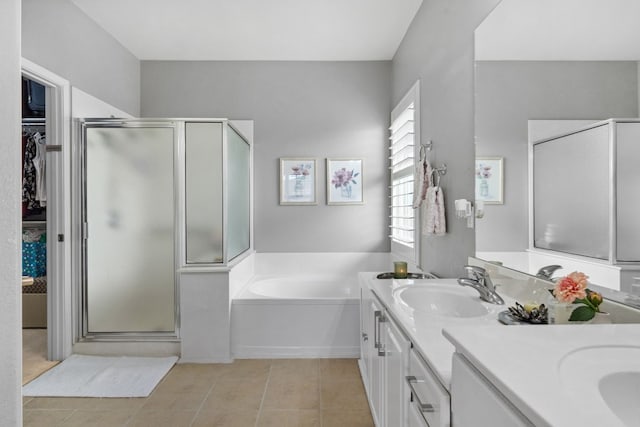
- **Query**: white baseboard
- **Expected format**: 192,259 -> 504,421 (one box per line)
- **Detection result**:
233,345 -> 360,359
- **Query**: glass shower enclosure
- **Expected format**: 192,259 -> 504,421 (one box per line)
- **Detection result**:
78,119 -> 252,339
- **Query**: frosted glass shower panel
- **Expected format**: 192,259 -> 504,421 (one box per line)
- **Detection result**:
85,126 -> 176,333
616,123 -> 640,261
533,124 -> 610,259
227,126 -> 251,260
185,122 -> 224,263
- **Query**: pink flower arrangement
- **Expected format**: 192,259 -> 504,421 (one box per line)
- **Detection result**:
476,164 -> 492,179
331,168 -> 358,188
553,271 -> 588,303
552,271 -> 605,321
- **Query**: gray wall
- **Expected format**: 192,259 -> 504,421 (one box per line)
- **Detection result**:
141,61 -> 391,253
392,0 -> 502,278
0,0 -> 22,424
22,0 -> 140,116
475,61 -> 639,251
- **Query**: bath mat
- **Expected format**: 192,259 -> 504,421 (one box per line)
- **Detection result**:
23,354 -> 178,397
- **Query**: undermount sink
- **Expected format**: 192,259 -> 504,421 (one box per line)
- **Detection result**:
558,345 -> 640,426
393,284 -> 490,318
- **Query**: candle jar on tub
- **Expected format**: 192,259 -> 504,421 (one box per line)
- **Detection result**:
393,261 -> 408,279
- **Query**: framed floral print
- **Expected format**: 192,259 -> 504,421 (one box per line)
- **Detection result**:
475,157 -> 503,204
326,158 -> 364,205
279,158 -> 317,205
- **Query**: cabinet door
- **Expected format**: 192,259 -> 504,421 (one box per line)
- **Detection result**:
407,399 -> 430,427
383,313 -> 410,427
368,297 -> 385,426
360,286 -> 371,381
451,353 -> 534,427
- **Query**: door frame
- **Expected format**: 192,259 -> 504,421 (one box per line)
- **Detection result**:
21,58 -> 73,360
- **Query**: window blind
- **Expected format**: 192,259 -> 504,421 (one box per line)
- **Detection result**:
389,102 -> 415,248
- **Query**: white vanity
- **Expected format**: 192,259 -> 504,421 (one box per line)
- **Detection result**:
358,272 -> 640,427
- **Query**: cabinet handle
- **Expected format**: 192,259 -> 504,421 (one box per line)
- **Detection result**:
406,376 -> 436,413
362,332 -> 368,342
374,310 -> 382,349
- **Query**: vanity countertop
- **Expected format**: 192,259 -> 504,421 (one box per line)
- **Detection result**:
361,272 -> 513,390
444,323 -> 640,427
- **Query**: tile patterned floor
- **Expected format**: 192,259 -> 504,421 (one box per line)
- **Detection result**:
23,358 -> 374,427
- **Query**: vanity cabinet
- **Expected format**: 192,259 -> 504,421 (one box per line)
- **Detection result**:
360,285 -> 410,426
451,353 -> 534,427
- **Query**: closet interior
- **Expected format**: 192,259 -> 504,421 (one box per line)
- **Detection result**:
22,76 -> 47,328
22,76 -> 56,384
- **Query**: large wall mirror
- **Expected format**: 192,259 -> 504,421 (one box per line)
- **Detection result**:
474,0 -> 640,292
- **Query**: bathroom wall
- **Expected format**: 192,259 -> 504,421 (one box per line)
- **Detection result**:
475,61 -> 639,252
0,0 -> 22,423
141,61 -> 391,253
391,0 -> 502,278
21,0 -> 140,116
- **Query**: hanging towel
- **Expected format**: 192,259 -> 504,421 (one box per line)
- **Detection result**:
413,157 -> 432,209
423,186 -> 446,236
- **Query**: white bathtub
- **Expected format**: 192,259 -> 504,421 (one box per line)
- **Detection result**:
231,275 -> 360,358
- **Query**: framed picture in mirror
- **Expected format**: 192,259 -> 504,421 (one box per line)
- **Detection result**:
475,157 -> 503,204
279,158 -> 317,205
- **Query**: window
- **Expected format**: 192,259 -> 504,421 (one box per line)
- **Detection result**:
389,82 -> 420,262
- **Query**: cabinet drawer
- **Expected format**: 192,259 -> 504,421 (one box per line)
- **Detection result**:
407,348 -> 450,427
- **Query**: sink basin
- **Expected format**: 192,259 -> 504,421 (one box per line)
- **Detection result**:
393,285 -> 490,318
599,372 -> 640,426
558,345 -> 640,426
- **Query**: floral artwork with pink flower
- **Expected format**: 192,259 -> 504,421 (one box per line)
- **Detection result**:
331,168 -> 358,189
553,271 -> 589,303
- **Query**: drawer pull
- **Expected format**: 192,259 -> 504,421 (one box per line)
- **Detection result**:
406,376 -> 436,413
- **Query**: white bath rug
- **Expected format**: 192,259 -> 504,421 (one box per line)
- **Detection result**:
23,354 -> 178,397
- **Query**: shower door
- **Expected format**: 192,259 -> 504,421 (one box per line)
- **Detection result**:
81,122 -> 177,336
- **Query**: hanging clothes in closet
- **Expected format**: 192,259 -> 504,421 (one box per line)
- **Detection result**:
22,129 -> 47,217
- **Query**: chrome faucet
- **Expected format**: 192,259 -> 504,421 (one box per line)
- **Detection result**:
457,265 -> 504,305
535,265 -> 562,281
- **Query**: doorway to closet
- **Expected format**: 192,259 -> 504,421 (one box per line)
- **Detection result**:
20,60 -> 72,384
21,76 -> 57,384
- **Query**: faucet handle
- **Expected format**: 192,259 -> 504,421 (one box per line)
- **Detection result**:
463,265 -> 486,280
536,264 -> 563,280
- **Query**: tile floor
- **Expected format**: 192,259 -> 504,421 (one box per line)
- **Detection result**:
23,358 -> 374,427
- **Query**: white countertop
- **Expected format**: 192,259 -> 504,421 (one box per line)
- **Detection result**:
361,272 -> 514,389
443,323 -> 640,427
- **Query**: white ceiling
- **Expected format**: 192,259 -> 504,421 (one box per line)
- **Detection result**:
476,0 -> 640,61
72,0 -> 423,61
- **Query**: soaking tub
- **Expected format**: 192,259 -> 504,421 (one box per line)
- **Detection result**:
231,275 -> 360,358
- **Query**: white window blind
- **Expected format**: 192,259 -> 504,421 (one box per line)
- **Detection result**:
389,82 -> 419,262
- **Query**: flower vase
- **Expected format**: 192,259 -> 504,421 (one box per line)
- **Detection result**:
294,176 -> 304,197
548,300 -> 573,324
341,183 -> 352,199
591,312 -> 612,324
479,179 -> 489,197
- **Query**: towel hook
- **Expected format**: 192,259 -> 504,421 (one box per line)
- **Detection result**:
431,163 -> 447,187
